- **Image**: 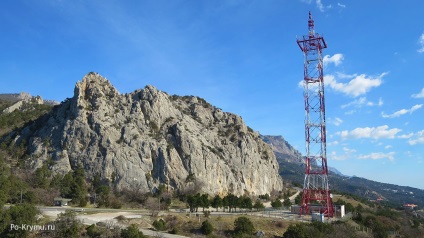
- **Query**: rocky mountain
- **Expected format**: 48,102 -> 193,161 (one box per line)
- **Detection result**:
2,72 -> 283,196
0,92 -> 58,114
263,135 -> 424,207
261,135 -> 303,164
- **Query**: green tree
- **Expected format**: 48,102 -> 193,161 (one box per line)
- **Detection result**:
60,172 -> 74,197
200,194 -> 210,212
71,163 -> 88,206
0,203 -> 40,238
35,163 -> 52,188
240,196 -> 253,211
283,224 -> 309,238
271,198 -> 283,209
96,185 -> 110,207
153,219 -> 166,231
234,216 -> 255,235
201,220 -> 213,235
121,224 -> 145,238
211,195 -> 222,212
225,193 -> 238,213
295,192 -> 303,205
54,210 -> 82,238
253,200 -> 265,211
283,198 -> 292,208
86,224 -> 102,238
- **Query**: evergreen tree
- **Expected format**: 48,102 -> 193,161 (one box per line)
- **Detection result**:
211,195 -> 222,212
234,216 -> 255,235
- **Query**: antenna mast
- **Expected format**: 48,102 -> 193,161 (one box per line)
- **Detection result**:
296,11 -> 334,218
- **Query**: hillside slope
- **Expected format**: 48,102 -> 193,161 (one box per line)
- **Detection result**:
263,135 -> 424,207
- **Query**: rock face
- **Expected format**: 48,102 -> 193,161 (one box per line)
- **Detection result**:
261,135 -> 303,164
12,73 -> 283,196
1,92 -> 58,114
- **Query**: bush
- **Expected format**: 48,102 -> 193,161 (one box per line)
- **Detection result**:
121,224 -> 144,238
201,220 -> 213,235
153,219 -> 166,231
234,216 -> 254,235
271,199 -> 282,208
283,224 -> 307,238
86,224 -> 102,238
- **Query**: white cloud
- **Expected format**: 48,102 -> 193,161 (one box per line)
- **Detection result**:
342,147 -> 356,153
381,104 -> 423,118
334,117 -> 343,126
418,33 -> 424,53
316,0 -> 332,12
384,145 -> 392,149
408,130 -> 424,145
398,133 -> 414,139
338,125 -> 401,140
358,152 -> 395,161
411,88 -> 424,98
329,117 -> 343,126
337,3 -> 346,8
325,72 -> 386,97
341,97 -> 383,109
323,54 -> 344,66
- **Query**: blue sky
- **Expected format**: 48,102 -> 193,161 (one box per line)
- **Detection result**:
1,1 -> 423,190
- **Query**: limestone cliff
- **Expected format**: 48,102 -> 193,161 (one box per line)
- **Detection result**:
9,73 -> 283,196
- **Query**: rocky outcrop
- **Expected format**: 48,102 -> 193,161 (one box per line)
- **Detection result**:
2,95 -> 44,114
261,135 -> 303,164
10,73 -> 283,196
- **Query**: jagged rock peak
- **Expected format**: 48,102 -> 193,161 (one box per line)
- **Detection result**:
74,72 -> 119,100
10,73 -> 284,196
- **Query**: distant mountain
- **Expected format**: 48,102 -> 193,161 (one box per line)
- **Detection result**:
260,135 -> 303,164
0,92 -> 59,114
262,135 -> 424,208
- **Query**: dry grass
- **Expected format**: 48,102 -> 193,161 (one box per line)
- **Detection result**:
155,212 -> 297,238
333,194 -> 372,210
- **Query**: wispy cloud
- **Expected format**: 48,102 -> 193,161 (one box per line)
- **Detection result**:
325,73 -> 386,97
408,130 -> 424,145
381,104 -> 423,118
341,97 -> 383,109
337,3 -> 346,8
358,152 -> 395,161
328,117 -> 343,126
338,125 -> 401,140
398,133 -> 414,139
316,0 -> 332,12
323,54 -> 344,66
302,0 -> 332,12
411,88 -> 424,98
418,33 -> 424,53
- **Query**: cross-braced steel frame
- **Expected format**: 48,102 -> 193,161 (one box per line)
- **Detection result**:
296,12 -> 334,218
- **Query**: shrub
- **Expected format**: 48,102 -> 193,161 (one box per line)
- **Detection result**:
153,219 -> 166,231
283,224 -> 307,238
121,224 -> 144,238
201,220 -> 213,235
234,217 -> 254,235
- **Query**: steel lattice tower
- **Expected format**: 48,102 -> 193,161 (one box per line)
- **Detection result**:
296,12 -> 334,217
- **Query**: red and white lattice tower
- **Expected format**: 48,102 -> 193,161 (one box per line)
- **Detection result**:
296,12 -> 334,217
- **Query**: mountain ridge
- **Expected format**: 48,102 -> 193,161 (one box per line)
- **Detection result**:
263,135 -> 424,207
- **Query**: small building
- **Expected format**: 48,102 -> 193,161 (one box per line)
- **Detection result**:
312,212 -> 324,222
291,205 -> 345,218
403,204 -> 417,210
54,197 -> 72,206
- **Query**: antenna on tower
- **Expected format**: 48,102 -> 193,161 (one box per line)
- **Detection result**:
296,12 -> 334,218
